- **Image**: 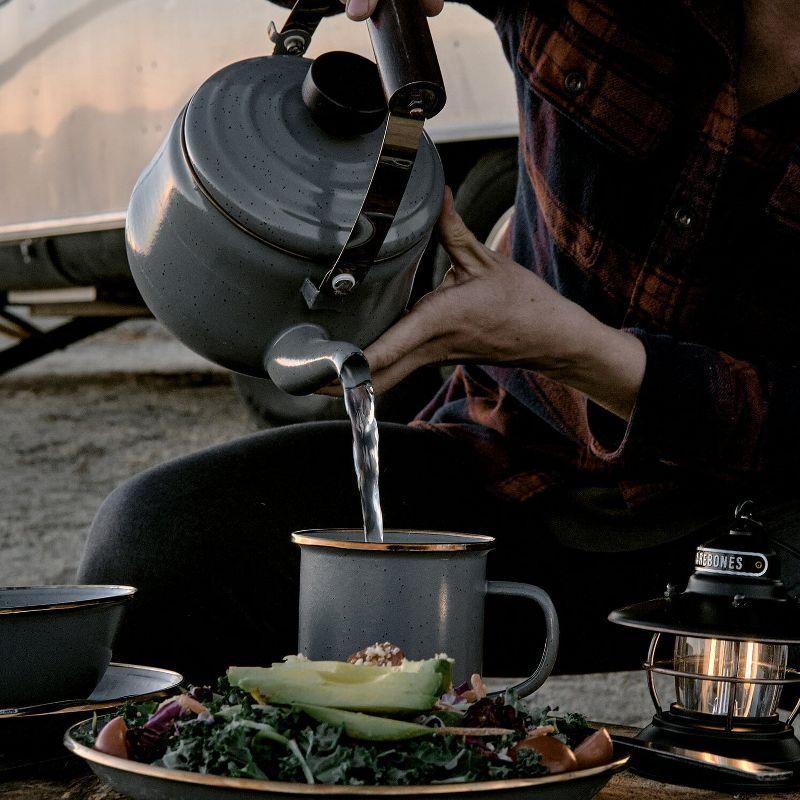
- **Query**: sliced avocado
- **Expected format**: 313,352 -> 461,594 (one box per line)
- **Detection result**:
268,656 -> 453,694
229,671 -> 434,712
294,704 -> 434,741
403,657 -> 453,696
227,660 -> 445,713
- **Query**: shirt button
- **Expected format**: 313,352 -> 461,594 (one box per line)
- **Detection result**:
674,206 -> 693,229
564,70 -> 586,94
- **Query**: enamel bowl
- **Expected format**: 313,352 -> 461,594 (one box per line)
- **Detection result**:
0,585 -> 135,708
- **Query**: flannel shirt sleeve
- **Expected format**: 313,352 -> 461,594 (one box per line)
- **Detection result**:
587,328 -> 800,480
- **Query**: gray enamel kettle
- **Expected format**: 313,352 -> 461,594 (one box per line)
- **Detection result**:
126,0 -> 446,394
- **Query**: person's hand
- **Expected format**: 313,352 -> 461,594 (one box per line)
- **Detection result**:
340,0 -> 444,21
360,189 -> 646,420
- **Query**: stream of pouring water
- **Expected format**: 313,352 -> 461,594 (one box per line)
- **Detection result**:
343,381 -> 384,543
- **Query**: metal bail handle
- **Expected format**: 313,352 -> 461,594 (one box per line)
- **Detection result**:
269,0 -> 334,56
368,0 -> 447,118
302,110 -> 425,308
301,0 -> 447,308
271,0 -> 447,116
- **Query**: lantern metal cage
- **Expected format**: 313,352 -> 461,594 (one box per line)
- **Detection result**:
644,633 -> 800,728
609,502 -> 800,790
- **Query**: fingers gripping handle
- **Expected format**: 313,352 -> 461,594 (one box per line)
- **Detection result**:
367,0 -> 446,117
485,581 -> 560,698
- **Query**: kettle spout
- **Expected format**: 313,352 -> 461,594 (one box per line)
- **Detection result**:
264,324 -> 370,396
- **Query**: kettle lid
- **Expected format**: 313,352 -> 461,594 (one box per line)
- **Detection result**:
182,55 -> 441,262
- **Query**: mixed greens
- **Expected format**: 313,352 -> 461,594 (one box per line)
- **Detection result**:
76,651 -> 613,786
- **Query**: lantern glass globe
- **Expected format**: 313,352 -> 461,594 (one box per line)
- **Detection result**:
674,636 -> 788,718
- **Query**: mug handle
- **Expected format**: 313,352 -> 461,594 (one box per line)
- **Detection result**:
485,581 -> 560,699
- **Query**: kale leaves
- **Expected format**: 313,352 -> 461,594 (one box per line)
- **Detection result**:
79,681 -> 602,786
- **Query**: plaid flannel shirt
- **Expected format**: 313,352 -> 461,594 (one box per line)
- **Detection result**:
412,0 -> 800,507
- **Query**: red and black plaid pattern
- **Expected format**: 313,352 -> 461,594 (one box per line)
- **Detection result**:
415,0 -> 800,506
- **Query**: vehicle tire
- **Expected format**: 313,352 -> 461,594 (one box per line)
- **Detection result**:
233,373 -> 344,427
233,368 -> 443,429
432,145 -> 518,289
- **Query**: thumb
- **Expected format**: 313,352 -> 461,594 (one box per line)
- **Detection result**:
437,187 -> 493,276
423,0 -> 445,14
340,0 -> 378,20
342,0 -> 443,19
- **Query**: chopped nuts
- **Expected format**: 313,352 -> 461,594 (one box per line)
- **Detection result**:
347,642 -> 406,666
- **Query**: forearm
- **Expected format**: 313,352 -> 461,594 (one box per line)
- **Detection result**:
553,322 -> 646,421
516,297 -> 645,421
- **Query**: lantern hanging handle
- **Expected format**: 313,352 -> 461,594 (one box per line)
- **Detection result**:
734,499 -> 764,530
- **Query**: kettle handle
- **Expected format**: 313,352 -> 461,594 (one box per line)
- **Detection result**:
297,0 -> 447,308
368,0 -> 446,119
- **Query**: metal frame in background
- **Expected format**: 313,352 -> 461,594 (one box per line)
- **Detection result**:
0,288 -> 149,376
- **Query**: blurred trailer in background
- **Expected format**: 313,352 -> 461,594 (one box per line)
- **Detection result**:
0,0 -> 518,423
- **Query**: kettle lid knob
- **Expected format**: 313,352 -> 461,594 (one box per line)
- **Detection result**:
302,51 -> 387,137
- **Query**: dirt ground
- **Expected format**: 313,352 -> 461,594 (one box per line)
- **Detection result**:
0,318 -> 654,725
0,319 -> 254,586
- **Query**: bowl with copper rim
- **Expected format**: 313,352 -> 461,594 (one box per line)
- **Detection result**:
0,585 -> 136,708
64,716 -> 629,800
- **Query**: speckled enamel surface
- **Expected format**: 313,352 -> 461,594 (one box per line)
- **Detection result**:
125,54 -> 444,378
184,56 -> 441,261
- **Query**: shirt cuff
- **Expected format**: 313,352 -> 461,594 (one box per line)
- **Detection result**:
587,328 -> 690,464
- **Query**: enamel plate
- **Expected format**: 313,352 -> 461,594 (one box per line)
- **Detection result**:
0,666 -> 182,775
0,664 -> 182,720
65,718 -> 629,800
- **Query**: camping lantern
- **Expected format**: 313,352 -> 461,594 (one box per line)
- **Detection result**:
609,501 -> 800,789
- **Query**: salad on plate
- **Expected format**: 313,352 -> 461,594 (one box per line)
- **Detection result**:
75,643 -> 615,786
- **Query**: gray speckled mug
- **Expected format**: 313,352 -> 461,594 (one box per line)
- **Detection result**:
293,529 -> 559,697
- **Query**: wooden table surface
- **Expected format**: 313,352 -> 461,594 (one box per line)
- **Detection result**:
3,725 -> 800,800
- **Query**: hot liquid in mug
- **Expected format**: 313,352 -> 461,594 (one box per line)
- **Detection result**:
293,530 -> 559,697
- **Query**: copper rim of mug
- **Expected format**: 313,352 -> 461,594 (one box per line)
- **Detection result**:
0,585 -> 137,615
291,530 -> 495,552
